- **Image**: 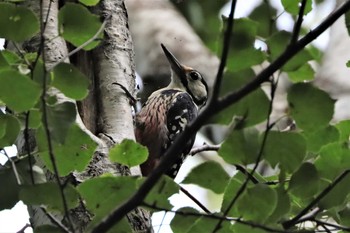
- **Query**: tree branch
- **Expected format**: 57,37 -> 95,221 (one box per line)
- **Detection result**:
189,144 -> 220,156
91,1 -> 350,232
290,0 -> 308,45
179,186 -> 211,214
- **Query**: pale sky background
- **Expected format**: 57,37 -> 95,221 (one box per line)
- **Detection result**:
0,0 -> 335,232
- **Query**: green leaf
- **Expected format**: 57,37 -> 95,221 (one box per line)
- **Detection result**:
288,163 -> 320,199
219,127 -> 259,165
215,69 -> 270,126
249,2 -> 278,38
315,142 -> 350,180
267,186 -> 291,223
303,126 -> 339,153
281,0 -> 312,15
33,59 -> 51,87
0,115 -> 6,138
143,175 -> 179,209
0,114 -> 20,148
268,31 -> 313,71
287,63 -> 315,83
46,101 -> 76,144
182,161 -> 230,194
339,207 -> 350,226
109,139 -> 148,167
20,182 -> 79,212
1,50 -> 22,65
0,52 -> 10,70
236,184 -> 277,222
228,47 -> 266,72
230,18 -> 258,51
288,83 -> 334,131
187,217 -> 231,233
59,3 -> 102,50
52,63 -> 89,100
78,176 -> 138,230
221,174 -> 245,217
79,0 -> 100,6
232,223 -> 271,233
28,109 -> 42,129
319,172 -> 350,209
263,131 -> 307,173
171,207 -> 199,233
37,123 -> 97,176
335,120 -> 350,142
0,165 -> 20,210
0,3 -> 39,41
0,69 -> 41,112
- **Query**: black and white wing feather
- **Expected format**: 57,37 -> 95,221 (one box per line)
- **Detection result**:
164,92 -> 198,178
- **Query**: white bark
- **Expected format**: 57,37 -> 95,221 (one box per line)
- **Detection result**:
93,0 -> 136,142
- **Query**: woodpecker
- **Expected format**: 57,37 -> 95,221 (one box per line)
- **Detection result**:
135,44 -> 208,178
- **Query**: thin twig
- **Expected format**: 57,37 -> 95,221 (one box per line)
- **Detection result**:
179,186 -> 211,214
234,164 -> 259,184
189,144 -> 220,156
112,82 -> 137,106
16,223 -> 31,233
282,170 -> 350,229
49,17 -> 109,71
39,0 -> 74,230
90,2 -> 350,232
40,206 -> 72,233
290,0 -> 308,45
210,0 -> 237,102
293,207 -> 321,224
2,149 -> 21,185
314,219 -> 350,232
318,224 -> 332,233
156,211 -> 167,233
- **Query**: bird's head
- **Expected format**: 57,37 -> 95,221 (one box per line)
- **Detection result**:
161,44 -> 208,108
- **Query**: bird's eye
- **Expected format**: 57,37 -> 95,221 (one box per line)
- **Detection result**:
189,71 -> 200,80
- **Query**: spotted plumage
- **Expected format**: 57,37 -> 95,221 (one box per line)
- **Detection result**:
135,44 -> 208,178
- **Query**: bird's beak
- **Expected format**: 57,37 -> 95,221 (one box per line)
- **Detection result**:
161,44 -> 186,80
